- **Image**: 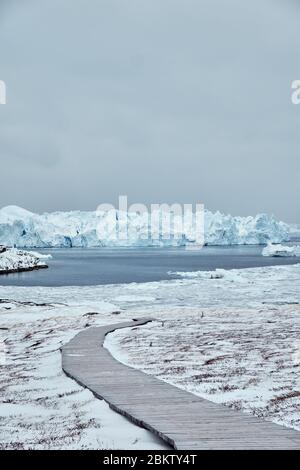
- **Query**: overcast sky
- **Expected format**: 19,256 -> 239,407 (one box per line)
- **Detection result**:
0,0 -> 299,222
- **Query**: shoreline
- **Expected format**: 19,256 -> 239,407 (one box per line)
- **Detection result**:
1,246 -> 300,288
0,264 -> 48,276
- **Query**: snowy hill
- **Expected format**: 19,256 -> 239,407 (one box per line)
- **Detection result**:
0,247 -> 49,274
0,206 -> 290,248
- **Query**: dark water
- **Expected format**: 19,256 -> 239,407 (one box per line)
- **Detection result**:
0,246 -> 299,287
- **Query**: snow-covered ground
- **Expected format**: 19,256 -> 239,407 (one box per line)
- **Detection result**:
103,265 -> 300,432
0,205 -> 290,248
106,305 -> 300,431
262,242 -> 300,257
0,248 -> 49,274
1,263 -> 299,448
0,299 -> 167,450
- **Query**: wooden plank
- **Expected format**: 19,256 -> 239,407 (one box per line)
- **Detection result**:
61,319 -> 300,450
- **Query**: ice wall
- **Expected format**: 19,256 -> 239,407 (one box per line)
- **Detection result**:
0,205 -> 290,248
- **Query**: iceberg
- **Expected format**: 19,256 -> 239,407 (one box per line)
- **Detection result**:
0,205 -> 290,248
262,242 -> 300,257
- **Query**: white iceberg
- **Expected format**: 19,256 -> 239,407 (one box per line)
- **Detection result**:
0,247 -> 49,274
26,250 -> 53,260
0,205 -> 290,248
262,242 -> 300,257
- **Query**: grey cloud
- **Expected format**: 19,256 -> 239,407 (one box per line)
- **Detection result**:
0,0 -> 299,222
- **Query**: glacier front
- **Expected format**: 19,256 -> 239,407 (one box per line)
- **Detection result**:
0,205 -> 290,248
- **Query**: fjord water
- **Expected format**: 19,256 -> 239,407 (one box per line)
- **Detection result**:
0,246 -> 299,287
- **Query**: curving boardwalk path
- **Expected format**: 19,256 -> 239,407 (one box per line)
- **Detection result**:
61,319 -> 300,450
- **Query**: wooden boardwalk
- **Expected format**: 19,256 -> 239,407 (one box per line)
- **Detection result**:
61,319 -> 300,450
